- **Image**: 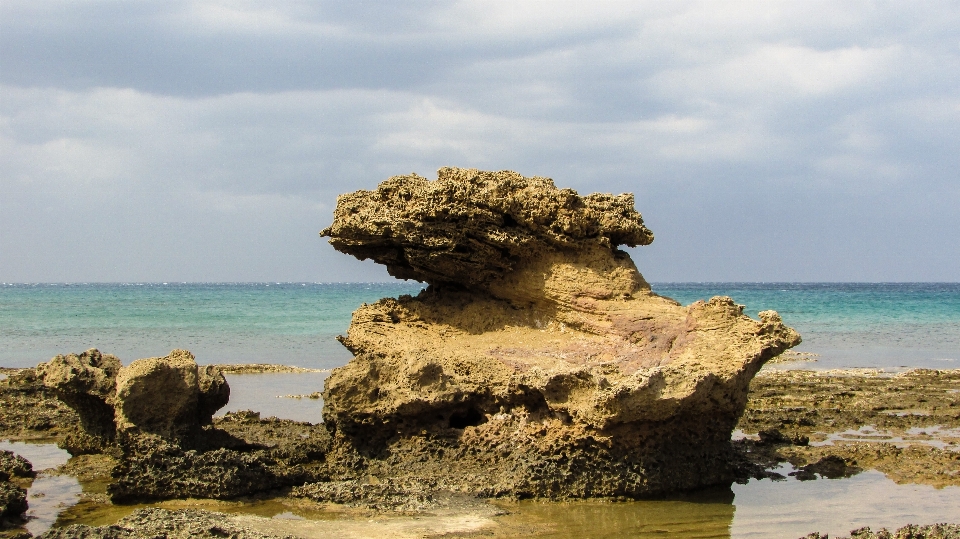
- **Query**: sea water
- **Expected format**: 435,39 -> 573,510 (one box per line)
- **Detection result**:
0,282 -> 424,369
2,282 -> 958,370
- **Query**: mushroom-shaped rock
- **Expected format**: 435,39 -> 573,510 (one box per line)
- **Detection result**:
321,167 -> 654,295
114,350 -> 229,445
320,168 -> 801,498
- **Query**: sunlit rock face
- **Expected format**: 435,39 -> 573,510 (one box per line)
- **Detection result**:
321,167 -> 801,498
37,349 -> 229,452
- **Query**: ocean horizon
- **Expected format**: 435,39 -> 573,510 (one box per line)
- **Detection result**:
2,281 -> 958,370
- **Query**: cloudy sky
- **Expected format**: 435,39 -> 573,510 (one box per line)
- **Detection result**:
1,1 -> 958,283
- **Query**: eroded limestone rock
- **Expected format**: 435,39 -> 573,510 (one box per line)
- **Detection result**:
34,350 -> 333,502
36,349 -> 230,451
35,508 -> 296,539
320,167 -> 801,497
320,166 -> 653,293
107,433 -> 323,503
0,451 -> 31,527
36,349 -> 122,452
114,350 -> 229,445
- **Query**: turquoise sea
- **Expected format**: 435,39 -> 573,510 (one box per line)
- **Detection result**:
1,282 -> 958,370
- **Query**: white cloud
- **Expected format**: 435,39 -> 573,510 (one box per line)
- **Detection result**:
1,1 -> 959,281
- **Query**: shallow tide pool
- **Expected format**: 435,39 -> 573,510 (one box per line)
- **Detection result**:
3,437 -> 958,538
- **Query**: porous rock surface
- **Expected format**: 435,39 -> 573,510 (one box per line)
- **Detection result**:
0,481 -> 28,527
36,349 -> 229,452
801,524 -> 960,539
0,452 -> 32,481
320,167 -> 802,498
36,350 -> 332,502
35,508 -> 295,539
35,349 -> 122,453
0,451 -> 31,527
107,432 -> 324,503
113,350 -> 229,445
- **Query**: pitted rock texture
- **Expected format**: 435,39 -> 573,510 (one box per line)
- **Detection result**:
0,480 -> 28,526
35,350 -> 336,502
801,524 -> 960,539
36,349 -> 122,451
35,508 -> 296,539
321,168 -> 801,498
107,433 -> 326,503
36,349 -> 229,452
321,167 -> 653,291
0,452 -> 32,481
0,451 -> 31,527
114,350 -> 229,445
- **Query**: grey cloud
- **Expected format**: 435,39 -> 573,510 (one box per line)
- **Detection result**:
1,1 -> 958,282
0,0 -> 631,96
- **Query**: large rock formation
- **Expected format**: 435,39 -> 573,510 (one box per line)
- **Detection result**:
35,349 -> 122,453
319,167 -> 801,497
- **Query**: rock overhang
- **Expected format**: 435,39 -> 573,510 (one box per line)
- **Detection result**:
320,167 -> 654,293
318,167 -> 800,498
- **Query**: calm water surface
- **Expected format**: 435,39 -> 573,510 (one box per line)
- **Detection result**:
4,441 -> 957,538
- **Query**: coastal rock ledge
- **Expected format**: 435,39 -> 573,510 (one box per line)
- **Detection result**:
320,167 -> 802,498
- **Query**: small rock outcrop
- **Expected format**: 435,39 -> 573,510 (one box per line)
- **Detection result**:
0,452 -> 33,480
801,524 -> 960,539
0,481 -> 28,528
0,451 -> 32,527
106,433 -> 320,503
114,350 -> 230,445
35,351 -> 329,502
36,508 -> 294,539
35,349 -> 122,452
37,349 -> 229,452
320,167 -> 802,498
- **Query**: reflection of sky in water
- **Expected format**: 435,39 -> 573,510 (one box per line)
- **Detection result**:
493,469 -> 960,538
23,475 -> 82,536
3,436 -> 959,537
731,468 -> 960,538
0,441 -> 79,536
0,440 -> 70,470
219,371 -> 329,424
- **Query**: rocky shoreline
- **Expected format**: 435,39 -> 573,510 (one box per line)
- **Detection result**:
2,363 -> 958,538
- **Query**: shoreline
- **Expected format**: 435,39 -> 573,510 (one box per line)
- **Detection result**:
2,364 -> 958,537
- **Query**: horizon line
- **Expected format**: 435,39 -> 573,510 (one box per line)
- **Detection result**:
3,281 -> 959,286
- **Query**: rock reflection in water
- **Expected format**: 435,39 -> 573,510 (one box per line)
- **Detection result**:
731,467 -> 960,538
492,488 -> 735,538
491,467 -> 960,539
0,441 -> 80,536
